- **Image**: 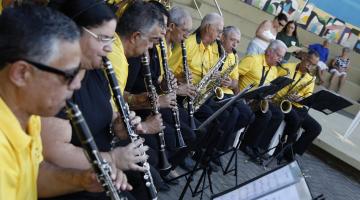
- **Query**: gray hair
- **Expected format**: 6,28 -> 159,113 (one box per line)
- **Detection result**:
0,5 -> 80,69
169,6 -> 191,26
117,1 -> 163,37
267,40 -> 288,52
200,12 -> 223,29
223,26 -> 241,38
343,47 -> 351,53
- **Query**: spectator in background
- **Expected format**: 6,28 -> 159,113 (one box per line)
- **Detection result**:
308,39 -> 330,84
328,47 -> 351,94
246,13 -> 288,55
276,20 -> 300,62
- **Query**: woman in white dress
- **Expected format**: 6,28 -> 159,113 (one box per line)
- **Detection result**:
246,13 -> 288,55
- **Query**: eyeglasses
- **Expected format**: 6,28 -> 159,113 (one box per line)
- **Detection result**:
83,27 -> 115,45
24,59 -> 81,85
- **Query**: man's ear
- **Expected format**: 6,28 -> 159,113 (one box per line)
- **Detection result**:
130,31 -> 142,44
168,23 -> 176,32
8,61 -> 32,87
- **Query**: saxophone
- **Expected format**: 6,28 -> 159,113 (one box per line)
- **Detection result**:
195,48 -> 239,107
66,100 -> 127,200
185,40 -> 227,111
158,38 -> 187,149
102,57 -> 158,200
275,73 -> 316,112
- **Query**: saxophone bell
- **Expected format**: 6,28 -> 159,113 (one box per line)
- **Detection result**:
214,87 -> 224,100
279,99 -> 292,114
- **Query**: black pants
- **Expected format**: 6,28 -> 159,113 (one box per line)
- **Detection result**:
215,94 -> 254,150
242,103 -> 284,150
283,107 -> 322,155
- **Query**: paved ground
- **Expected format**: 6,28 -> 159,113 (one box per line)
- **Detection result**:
158,146 -> 360,200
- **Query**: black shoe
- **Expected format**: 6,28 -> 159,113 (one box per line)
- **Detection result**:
162,170 -> 180,185
212,157 -> 222,166
158,181 -> 171,192
243,146 -> 258,159
204,162 -> 218,172
179,157 -> 196,171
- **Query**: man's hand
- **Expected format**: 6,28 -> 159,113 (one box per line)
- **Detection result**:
109,138 -> 149,172
160,71 -> 178,91
113,111 -> 143,140
81,166 -> 132,192
176,83 -> 197,98
140,114 -> 165,134
158,92 -> 177,108
221,77 -> 232,88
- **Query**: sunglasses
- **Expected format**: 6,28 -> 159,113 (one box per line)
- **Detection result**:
24,59 -> 81,85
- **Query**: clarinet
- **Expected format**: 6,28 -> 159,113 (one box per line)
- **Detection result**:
140,53 -> 172,172
159,38 -> 187,149
181,40 -> 196,130
102,57 -> 158,200
65,100 -> 127,200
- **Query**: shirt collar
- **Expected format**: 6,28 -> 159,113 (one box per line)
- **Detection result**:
0,97 -> 40,151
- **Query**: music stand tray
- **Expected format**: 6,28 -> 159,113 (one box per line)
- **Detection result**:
298,89 -> 353,115
211,161 -> 313,200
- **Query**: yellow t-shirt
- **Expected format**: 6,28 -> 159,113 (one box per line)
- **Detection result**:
276,63 -> 315,108
220,52 -> 239,95
0,97 -> 43,200
238,54 -> 278,91
108,33 -> 128,94
168,33 -> 220,85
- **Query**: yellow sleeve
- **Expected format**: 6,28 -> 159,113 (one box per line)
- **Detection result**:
107,34 -> 128,93
168,43 -> 183,76
237,56 -> 254,76
0,134 -> 17,200
156,44 -> 164,78
299,76 -> 315,98
229,65 -> 239,80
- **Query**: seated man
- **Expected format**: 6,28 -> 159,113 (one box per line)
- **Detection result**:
238,40 -> 287,161
0,5 -> 108,199
275,50 -> 322,161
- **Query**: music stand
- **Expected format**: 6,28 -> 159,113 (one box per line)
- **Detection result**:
298,89 -> 353,114
177,84 -> 255,200
264,89 -> 353,167
216,78 -> 293,186
211,161 -> 314,200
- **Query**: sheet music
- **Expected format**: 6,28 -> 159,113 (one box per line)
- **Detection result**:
213,162 -> 307,200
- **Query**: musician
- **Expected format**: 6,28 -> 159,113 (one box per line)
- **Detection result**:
164,6 -> 196,99
124,2 -> 200,177
275,50 -> 322,161
108,1 -> 164,135
217,26 -> 254,150
168,13 -> 245,168
41,1 -> 154,199
107,1 -> 177,192
0,5 -> 108,199
238,40 -> 286,160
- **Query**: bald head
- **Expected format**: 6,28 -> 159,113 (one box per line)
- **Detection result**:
199,13 -> 224,45
200,13 -> 223,29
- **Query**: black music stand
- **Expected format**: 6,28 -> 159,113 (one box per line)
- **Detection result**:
299,89 -> 353,114
221,77 -> 294,169
177,84 -> 255,200
263,89 -> 353,167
